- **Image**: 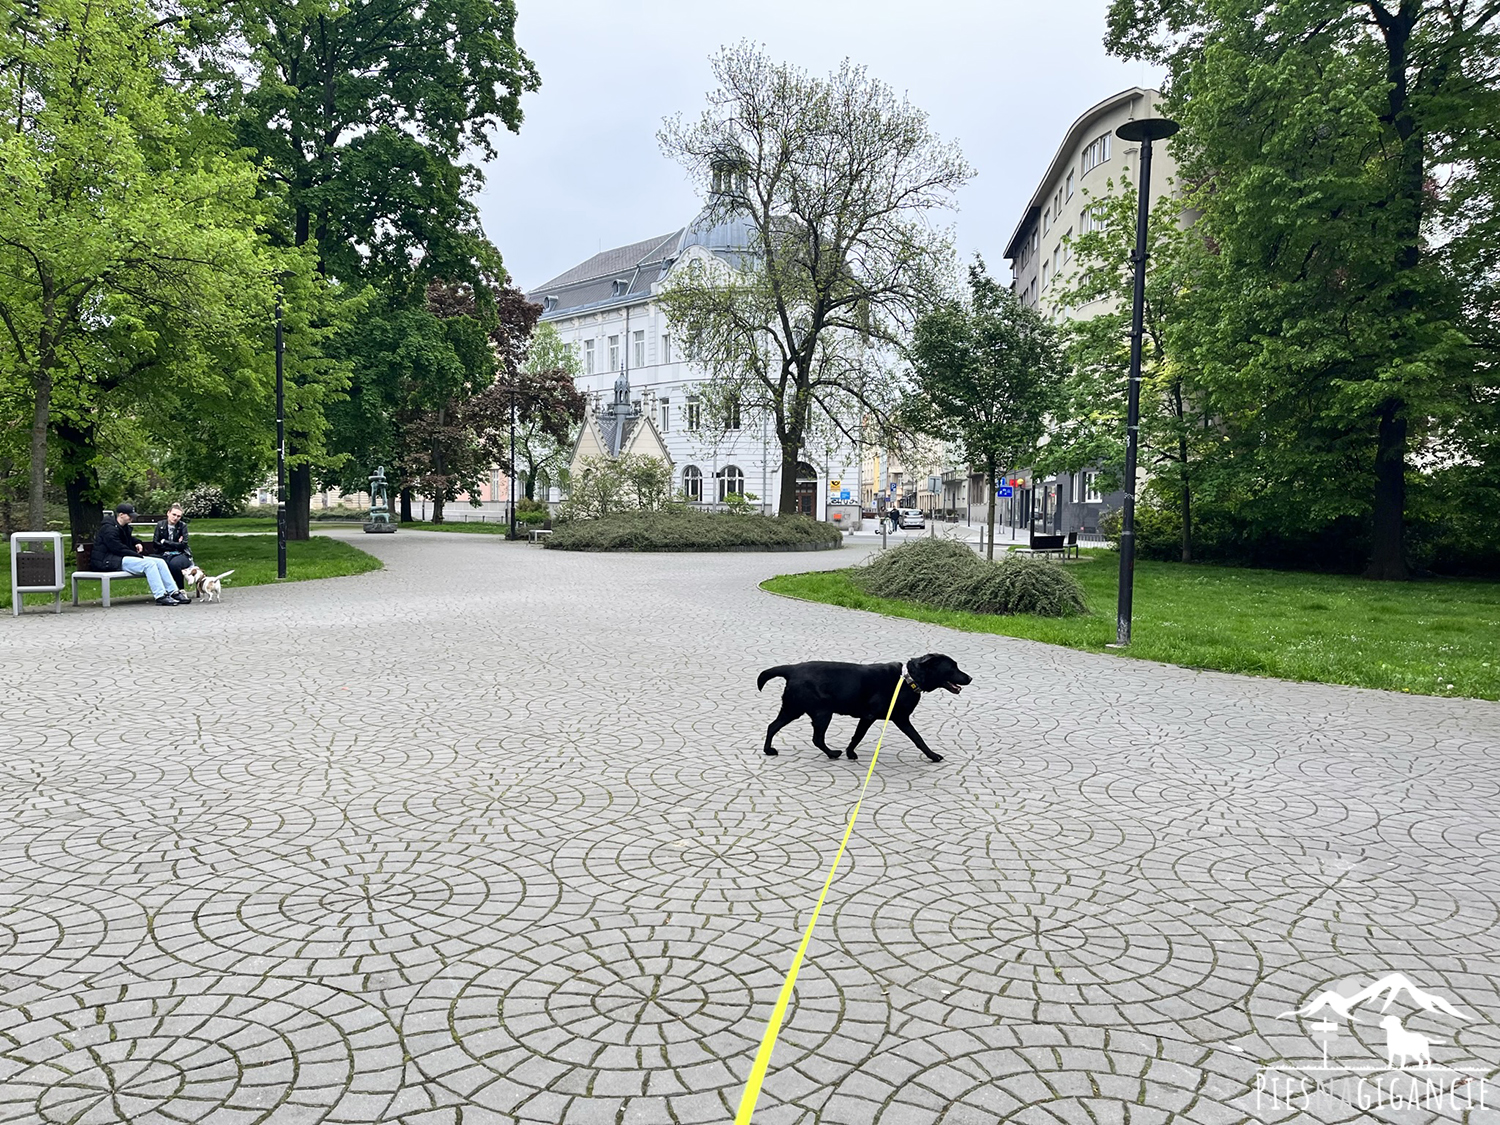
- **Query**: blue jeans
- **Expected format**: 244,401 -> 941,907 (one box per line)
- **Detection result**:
119,555 -> 176,598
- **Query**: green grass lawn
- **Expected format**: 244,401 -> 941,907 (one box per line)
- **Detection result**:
5,535 -> 382,611
763,551 -> 1500,701
187,517 -> 516,535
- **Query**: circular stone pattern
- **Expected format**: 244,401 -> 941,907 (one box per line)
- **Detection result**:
0,886 -> 148,984
821,1024 -> 1252,1125
834,871 -> 1256,1027
552,817 -> 844,910
403,915 -> 889,1123
0,976 -> 401,1124
152,841 -> 566,986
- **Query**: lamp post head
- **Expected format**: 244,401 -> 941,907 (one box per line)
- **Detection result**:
1116,117 -> 1179,144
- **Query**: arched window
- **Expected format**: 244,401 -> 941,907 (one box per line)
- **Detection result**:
682,465 -> 702,502
717,465 -> 744,502
535,469 -> 551,499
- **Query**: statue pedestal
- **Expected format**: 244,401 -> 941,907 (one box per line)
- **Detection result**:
363,517 -> 396,534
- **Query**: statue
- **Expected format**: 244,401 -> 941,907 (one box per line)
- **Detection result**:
363,466 -> 397,533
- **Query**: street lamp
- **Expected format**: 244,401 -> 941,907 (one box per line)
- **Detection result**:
1110,116 -> 1178,648
508,384 -> 517,541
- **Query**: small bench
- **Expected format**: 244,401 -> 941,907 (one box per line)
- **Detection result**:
1010,532 -> 1080,560
527,528 -> 553,544
71,541 -> 152,607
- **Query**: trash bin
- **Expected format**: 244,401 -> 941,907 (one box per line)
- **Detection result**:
11,532 -> 65,616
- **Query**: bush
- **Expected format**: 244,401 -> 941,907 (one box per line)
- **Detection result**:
854,537 -> 1086,617
560,454 -> 674,520
546,509 -> 841,552
180,485 -> 237,519
516,508 -> 547,525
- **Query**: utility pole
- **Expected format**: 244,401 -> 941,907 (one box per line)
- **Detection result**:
275,286 -> 286,580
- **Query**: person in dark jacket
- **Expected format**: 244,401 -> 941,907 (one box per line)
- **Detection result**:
154,503 -> 194,589
91,504 -> 187,606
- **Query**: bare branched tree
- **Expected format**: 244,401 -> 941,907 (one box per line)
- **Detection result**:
658,43 -> 971,515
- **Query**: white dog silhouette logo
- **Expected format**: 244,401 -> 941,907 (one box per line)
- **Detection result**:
1277,971 -> 1471,1069
1257,971 -> 1487,1114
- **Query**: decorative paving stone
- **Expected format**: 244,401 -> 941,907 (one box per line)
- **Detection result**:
0,532 -> 1496,1122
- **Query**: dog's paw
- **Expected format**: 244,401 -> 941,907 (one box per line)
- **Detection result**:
924,752 -> 944,763
763,747 -> 779,756
822,749 -> 841,760
845,750 -> 859,761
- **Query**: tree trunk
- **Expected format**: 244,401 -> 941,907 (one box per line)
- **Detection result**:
27,378 -> 51,530
777,441 -> 801,516
984,463 -> 997,562
400,488 -> 413,522
55,417 -> 101,548
1180,481 -> 1193,564
431,494 -> 446,523
287,462 -> 312,540
1365,401 -> 1409,580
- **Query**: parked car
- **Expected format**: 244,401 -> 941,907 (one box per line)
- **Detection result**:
897,508 -> 925,530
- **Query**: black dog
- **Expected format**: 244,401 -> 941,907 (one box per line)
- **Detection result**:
756,653 -> 972,762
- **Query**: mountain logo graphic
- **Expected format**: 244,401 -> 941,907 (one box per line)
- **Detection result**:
1278,972 -> 1472,1024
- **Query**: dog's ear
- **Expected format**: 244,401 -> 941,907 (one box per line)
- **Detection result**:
907,653 -> 939,689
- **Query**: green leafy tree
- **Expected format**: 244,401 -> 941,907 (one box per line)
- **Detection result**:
514,322 -> 586,501
908,260 -> 1064,559
198,0 -> 540,535
0,0 -> 267,537
1107,0 -> 1498,578
659,43 -> 970,515
1048,176 -> 1213,561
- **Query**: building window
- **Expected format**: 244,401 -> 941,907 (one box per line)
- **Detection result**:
583,339 -> 595,375
1054,188 -> 1063,217
1062,231 -> 1072,264
682,465 -> 702,501
717,465 -> 744,501
632,330 -> 645,368
608,335 -> 619,371
1030,277 -> 1038,303
1066,169 -> 1075,199
1042,209 -> 1050,234
1084,471 -> 1101,502
661,334 -> 671,363
686,398 -> 701,431
1042,261 -> 1050,289
1081,203 -> 1107,234
726,400 -> 741,430
659,398 -> 670,433
1082,132 -> 1111,174
1053,245 -> 1061,273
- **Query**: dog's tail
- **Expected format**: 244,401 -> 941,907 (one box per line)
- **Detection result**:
214,570 -> 235,582
756,665 -> 791,692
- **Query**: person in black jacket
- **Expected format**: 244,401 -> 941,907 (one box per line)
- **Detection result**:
154,503 -> 194,589
91,504 -> 188,606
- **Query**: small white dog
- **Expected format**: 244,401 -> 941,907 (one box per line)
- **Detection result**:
181,565 -> 206,597
200,570 -> 235,603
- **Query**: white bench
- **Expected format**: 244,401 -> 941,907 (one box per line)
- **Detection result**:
527,528 -> 553,545
71,569 -> 148,607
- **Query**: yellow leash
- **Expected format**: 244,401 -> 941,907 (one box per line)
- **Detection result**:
733,676 -> 906,1124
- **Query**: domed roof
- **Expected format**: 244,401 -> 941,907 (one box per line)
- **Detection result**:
676,206 -> 755,256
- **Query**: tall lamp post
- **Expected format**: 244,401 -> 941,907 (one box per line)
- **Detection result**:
508,385 -> 517,541
275,285 -> 286,580
1109,116 -> 1178,648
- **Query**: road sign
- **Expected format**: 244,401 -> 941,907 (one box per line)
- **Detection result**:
998,486 -> 1013,498
888,483 -> 896,493
829,479 -> 840,489
839,490 -> 850,500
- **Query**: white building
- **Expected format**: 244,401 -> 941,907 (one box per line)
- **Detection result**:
526,197 -> 865,519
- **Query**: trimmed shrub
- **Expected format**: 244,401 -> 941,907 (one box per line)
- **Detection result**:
546,509 -> 841,552
180,485 -> 236,519
855,537 -> 1086,617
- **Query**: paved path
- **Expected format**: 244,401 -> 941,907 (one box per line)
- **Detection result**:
2,531 -> 1498,1124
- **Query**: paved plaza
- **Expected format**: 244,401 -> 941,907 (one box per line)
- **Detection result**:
2,531 -> 1499,1124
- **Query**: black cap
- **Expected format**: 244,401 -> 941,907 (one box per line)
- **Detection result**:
116,503 -> 135,515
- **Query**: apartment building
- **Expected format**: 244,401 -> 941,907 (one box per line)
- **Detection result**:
998,86 -> 1179,535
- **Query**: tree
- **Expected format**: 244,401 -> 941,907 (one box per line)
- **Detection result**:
1107,0 -> 1498,578
514,323 -> 586,500
908,260 -> 1064,559
0,0 -> 267,535
659,43 -> 970,515
200,0 -> 540,535
1047,176 -> 1211,561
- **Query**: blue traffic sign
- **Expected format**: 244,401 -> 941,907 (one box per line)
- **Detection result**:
839,490 -> 850,500
998,486 -> 1014,498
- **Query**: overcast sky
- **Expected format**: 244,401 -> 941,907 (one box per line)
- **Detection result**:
476,0 -> 1162,292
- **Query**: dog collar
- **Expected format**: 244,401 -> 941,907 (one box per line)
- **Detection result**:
901,663 -> 923,693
